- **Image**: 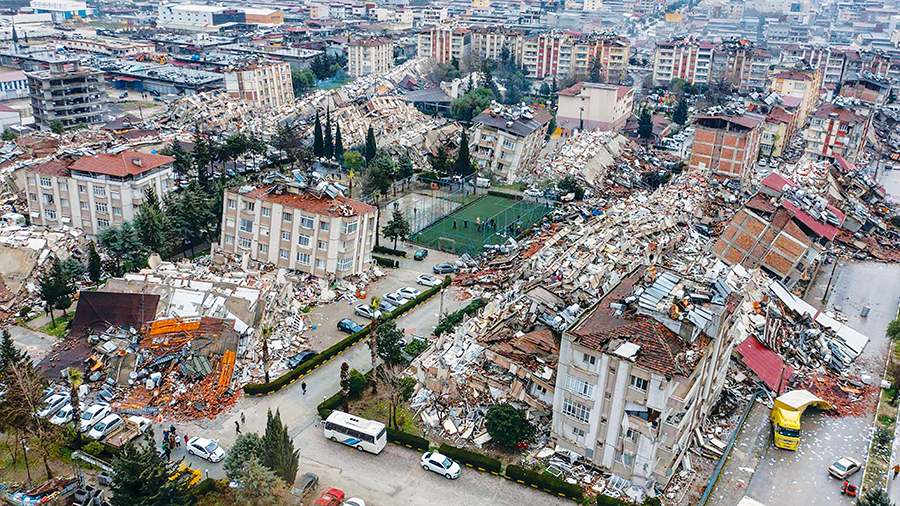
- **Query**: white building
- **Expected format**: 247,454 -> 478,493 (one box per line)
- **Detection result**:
347,38 -> 393,78
0,104 -> 20,131
0,69 -> 28,101
157,3 -> 239,31
556,82 -> 634,132
29,0 -> 92,20
224,61 -> 294,109
470,105 -> 553,183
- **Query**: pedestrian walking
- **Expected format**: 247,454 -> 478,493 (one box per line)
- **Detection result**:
184,434 -> 189,447
241,412 -> 246,425
235,420 -> 241,435
893,464 -> 900,479
302,382 -> 307,395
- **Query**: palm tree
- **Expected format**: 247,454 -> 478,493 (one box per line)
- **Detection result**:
368,297 -> 381,394
65,367 -> 83,441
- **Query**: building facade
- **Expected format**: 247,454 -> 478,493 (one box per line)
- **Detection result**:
219,186 -> 377,279
22,151 -> 174,236
556,82 -> 634,132
689,112 -> 765,180
347,38 -> 393,78
470,106 -> 553,183
520,32 -> 629,82
0,69 -> 28,101
57,37 -> 155,57
224,61 -> 294,109
768,65 -> 821,128
652,39 -> 715,87
416,26 -> 470,65
653,38 -> 771,92
26,60 -> 107,131
470,27 -> 520,62
803,102 -> 871,163
30,0 -> 92,20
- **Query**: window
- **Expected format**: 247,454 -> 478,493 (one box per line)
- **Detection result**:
240,219 -> 253,233
281,231 -> 291,241
97,218 -> 109,229
60,198 -> 68,207
300,215 -> 314,229
80,201 -> 89,210
320,221 -> 329,231
318,240 -> 327,250
258,244 -> 268,253
581,352 -> 597,369
282,212 -> 292,222
43,194 -> 54,205
44,209 -> 56,220
96,202 -> 108,213
562,398 -> 590,423
78,184 -> 87,194
296,252 -> 311,265
262,207 -> 271,217
29,193 -> 37,202
110,191 -> 120,200
238,237 -> 252,249
615,451 -> 634,467
502,139 -> 514,149
40,176 -> 52,187
566,375 -> 594,399
341,221 -> 358,234
629,375 -> 648,392
27,177 -> 35,186
572,426 -> 586,443
113,207 -> 121,216
337,258 -> 353,271
243,201 -> 255,212
224,234 -> 234,244
93,186 -> 106,197
298,234 -> 311,247
279,248 -> 289,260
315,259 -> 325,269
226,218 -> 235,228
625,428 -> 638,442
227,198 -> 236,209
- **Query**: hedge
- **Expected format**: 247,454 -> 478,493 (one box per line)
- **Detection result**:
596,495 -> 630,506
373,245 -> 407,257
191,478 -> 220,497
438,444 -> 501,474
387,428 -> 430,452
373,255 -> 399,268
433,298 -> 486,336
317,391 -> 343,419
244,276 -> 451,396
505,465 -> 583,501
487,189 -> 523,201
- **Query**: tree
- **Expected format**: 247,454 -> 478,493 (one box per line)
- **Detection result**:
64,367 -> 82,443
324,108 -> 333,159
135,188 -> 167,257
348,369 -> 366,397
430,146 -> 452,177
539,81 -> 551,96
99,222 -> 143,275
374,320 -> 405,365
454,131 -> 474,177
365,125 -> 377,166
0,357 -> 57,480
313,111 -> 323,158
1,129 -> 17,141
260,409 -> 299,486
546,116 -> 556,140
39,256 -> 72,326
0,328 -> 26,382
382,209 -> 410,251
364,158 -> 392,196
49,119 -> 64,135
397,153 -> 414,180
557,175 -> 585,200
169,142 -> 192,180
857,487 -> 892,506
234,457 -> 282,506
86,241 -> 102,284
334,123 -> 344,160
638,108 -> 654,142
191,129 -> 212,187
291,68 -> 315,95
888,319 -> 900,341
673,98 -> 688,125
451,87 -> 495,123
589,56 -> 602,83
367,297 -> 381,394
224,433 -> 263,482
376,362 -> 409,429
110,433 -> 195,506
340,362 -> 350,412
485,403 -> 535,448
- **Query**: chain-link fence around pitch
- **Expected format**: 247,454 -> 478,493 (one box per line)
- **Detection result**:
409,194 -> 552,256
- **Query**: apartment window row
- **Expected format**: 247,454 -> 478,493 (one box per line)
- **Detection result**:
562,397 -> 590,423
565,374 -> 593,399
629,375 -> 649,392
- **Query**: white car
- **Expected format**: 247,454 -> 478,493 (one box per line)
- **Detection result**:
523,188 -> 543,198
50,404 -> 73,425
398,286 -> 421,299
88,414 -> 123,440
187,437 -> 226,463
354,304 -> 382,320
80,403 -> 111,432
383,292 -> 411,307
421,451 -> 461,479
416,274 -> 441,287
38,393 -> 70,418
344,499 -> 366,506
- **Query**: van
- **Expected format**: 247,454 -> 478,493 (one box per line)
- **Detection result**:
475,177 -> 491,188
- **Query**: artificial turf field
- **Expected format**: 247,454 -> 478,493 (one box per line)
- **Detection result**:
409,194 -> 551,255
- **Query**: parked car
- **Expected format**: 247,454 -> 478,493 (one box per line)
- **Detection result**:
383,292 -> 411,307
118,91 -> 128,99
379,299 -> 398,313
354,305 -> 382,320
433,263 -> 456,274
523,188 -> 543,198
420,451 -> 461,479
314,488 -> 345,506
80,404 -> 111,432
38,393 -> 70,418
50,404 -> 73,425
344,499 -> 366,506
88,414 -> 123,440
337,319 -> 365,334
828,457 -> 862,479
417,274 -> 441,287
413,249 -> 428,260
398,286 -> 421,299
290,473 -> 319,501
287,350 -> 318,369
187,437 -> 226,463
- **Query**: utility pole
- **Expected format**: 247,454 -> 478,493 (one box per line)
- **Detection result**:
822,253 -> 839,304
21,438 -> 31,485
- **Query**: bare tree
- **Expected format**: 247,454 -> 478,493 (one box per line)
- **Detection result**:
1,360 -> 60,480
368,297 -> 381,394
376,362 -> 408,429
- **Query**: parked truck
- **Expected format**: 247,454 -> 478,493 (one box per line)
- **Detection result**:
770,390 -> 831,450
104,415 -> 152,449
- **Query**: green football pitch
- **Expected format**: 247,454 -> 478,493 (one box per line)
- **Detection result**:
409,195 -> 551,255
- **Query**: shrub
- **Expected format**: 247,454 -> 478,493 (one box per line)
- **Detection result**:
191,478 -> 219,497
373,245 -> 407,257
18,306 -> 30,317
434,299 -> 486,336
348,369 -> 367,397
386,428 -> 429,452
486,403 -> 535,448
404,339 -> 429,358
643,498 -> 662,506
373,255 -> 398,268
400,377 -> 416,401
317,391 -> 343,419
506,465 -> 583,500
83,441 -> 104,457
597,495 -> 630,506
437,444 -> 501,473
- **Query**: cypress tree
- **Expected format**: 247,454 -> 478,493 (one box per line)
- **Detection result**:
260,409 -> 299,486
334,123 -> 344,160
454,130 -> 474,177
88,241 -> 101,284
313,111 -> 323,158
324,108 -> 333,159
365,125 -> 377,166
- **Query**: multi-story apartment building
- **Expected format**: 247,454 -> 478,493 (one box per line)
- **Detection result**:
56,37 -> 155,57
583,0 -> 602,11
769,64 -> 821,130
347,38 -> 394,78
689,112 -> 765,181
710,40 -> 771,93
224,61 -> 294,109
416,25 -> 471,65
26,60 -> 107,131
470,105 -> 553,183
219,185 -> 377,278
839,74 -> 891,105
470,27 -> 520,62
804,101 -> 871,164
519,31 -> 629,82
551,267 -> 740,488
556,82 -> 634,132
22,151 -> 174,236
760,107 -> 794,157
653,38 -> 771,92
652,38 -> 715,87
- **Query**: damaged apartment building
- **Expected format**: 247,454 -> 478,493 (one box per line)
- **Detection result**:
551,266 -> 741,490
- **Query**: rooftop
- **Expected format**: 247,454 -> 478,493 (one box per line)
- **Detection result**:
472,105 -> 553,138
238,186 -> 377,217
70,150 -> 174,177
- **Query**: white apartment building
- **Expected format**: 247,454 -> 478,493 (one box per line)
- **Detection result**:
652,39 -> 715,87
22,151 -> 174,236
557,82 -> 634,132
348,38 -> 394,78
309,4 -> 330,20
583,0 -> 602,11
219,185 -> 377,278
157,3 -> 243,31
552,268 -> 739,489
30,0 -> 92,20
224,61 -> 294,109
374,8 -> 413,31
470,106 -> 553,183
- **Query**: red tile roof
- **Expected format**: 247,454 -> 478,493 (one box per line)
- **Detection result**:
811,102 -> 866,123
242,186 -> 376,217
766,108 -> 793,124
780,200 -> 838,241
29,158 -> 74,177
761,172 -> 797,192
70,151 -> 174,177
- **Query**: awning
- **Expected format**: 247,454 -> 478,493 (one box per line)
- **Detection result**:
115,76 -> 139,82
736,335 -> 794,393
774,389 -> 831,412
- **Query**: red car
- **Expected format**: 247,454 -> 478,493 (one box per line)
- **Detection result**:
314,488 -> 345,506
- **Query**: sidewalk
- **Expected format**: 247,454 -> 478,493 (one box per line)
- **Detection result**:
703,399 -> 771,506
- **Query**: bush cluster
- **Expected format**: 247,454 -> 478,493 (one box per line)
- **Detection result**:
437,444 -> 501,473
505,465 -> 583,500
434,299 -> 486,336
373,245 -> 407,257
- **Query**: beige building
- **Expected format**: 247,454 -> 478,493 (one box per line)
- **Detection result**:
557,82 -> 634,132
348,38 -> 393,78
417,26 -> 471,65
224,61 -> 294,109
219,185 -> 377,278
470,105 -> 553,183
56,37 -> 155,56
22,151 -> 174,236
